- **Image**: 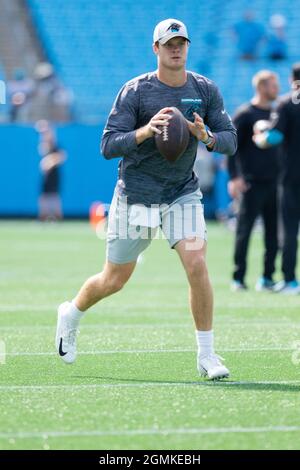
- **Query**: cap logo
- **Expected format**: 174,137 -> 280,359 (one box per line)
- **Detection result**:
167,23 -> 181,33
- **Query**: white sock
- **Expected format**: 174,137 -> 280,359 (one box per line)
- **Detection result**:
196,330 -> 214,358
66,300 -> 84,328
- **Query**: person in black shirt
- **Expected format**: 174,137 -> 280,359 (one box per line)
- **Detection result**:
37,120 -> 66,221
253,63 -> 300,294
228,70 -> 279,291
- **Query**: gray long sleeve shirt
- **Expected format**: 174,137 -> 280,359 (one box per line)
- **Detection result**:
101,71 -> 237,206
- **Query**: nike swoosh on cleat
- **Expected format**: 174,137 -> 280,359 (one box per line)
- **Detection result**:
59,338 -> 67,356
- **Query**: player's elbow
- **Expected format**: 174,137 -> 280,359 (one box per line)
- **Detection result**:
101,147 -> 111,160
100,137 -> 113,160
227,133 -> 238,156
101,132 -> 122,159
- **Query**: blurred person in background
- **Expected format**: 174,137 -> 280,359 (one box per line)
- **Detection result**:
213,154 -> 231,222
253,63 -> 300,294
7,68 -> 35,122
266,14 -> 287,61
37,120 -> 66,221
232,11 -> 265,60
33,62 -> 73,122
193,143 -> 216,210
228,70 -> 280,291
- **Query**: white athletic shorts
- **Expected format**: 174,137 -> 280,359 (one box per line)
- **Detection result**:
106,189 -> 207,264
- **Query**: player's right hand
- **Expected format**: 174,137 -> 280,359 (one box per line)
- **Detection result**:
147,108 -> 173,136
228,177 -> 249,199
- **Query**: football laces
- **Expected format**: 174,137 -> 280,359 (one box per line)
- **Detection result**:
162,125 -> 168,142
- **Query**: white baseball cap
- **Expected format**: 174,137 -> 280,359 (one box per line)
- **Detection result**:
153,18 -> 190,45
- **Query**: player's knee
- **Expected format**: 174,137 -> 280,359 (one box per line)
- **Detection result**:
110,276 -> 126,293
186,254 -> 207,282
105,272 -> 129,294
101,261 -> 135,295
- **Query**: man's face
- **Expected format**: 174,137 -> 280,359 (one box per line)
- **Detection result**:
260,76 -> 279,101
153,37 -> 188,70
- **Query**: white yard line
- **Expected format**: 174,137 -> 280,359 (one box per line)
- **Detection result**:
0,306 -> 55,312
5,348 -> 196,356
1,323 -> 191,331
2,346 -> 294,357
0,304 -> 297,313
1,425 -> 300,440
0,379 -> 299,392
1,320 -> 300,331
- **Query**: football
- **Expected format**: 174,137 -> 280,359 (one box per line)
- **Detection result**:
155,107 -> 190,163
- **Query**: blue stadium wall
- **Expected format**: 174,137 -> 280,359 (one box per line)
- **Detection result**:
0,125 -> 119,217
0,125 -> 228,218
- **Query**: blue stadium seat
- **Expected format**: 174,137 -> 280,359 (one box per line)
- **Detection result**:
27,0 -> 300,122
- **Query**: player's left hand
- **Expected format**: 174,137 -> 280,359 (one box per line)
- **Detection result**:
186,112 -> 208,141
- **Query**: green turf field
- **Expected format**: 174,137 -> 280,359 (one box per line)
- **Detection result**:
0,220 -> 300,450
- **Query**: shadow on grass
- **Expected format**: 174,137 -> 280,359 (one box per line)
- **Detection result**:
72,375 -> 300,392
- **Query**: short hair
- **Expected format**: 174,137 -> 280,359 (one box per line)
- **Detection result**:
252,70 -> 278,90
292,63 -> 300,81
